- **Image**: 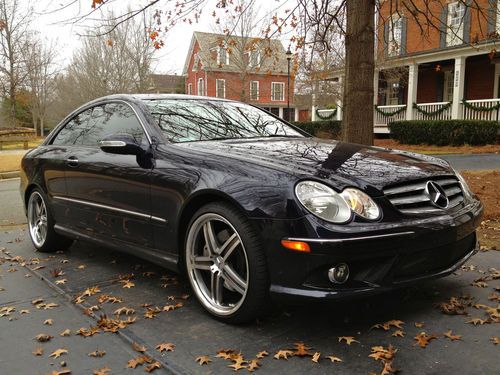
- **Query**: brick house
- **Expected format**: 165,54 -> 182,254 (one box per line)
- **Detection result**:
324,0 -> 500,132
182,31 -> 298,121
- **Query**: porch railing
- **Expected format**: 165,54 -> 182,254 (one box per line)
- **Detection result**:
374,104 -> 406,128
463,99 -> 500,121
414,102 -> 452,121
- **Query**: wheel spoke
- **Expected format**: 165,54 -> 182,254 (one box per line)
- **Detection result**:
203,221 -> 219,255
211,272 -> 223,305
220,233 -> 240,261
222,265 -> 247,295
191,256 -> 212,271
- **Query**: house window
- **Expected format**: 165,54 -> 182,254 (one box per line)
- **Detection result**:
197,78 -> 204,96
250,81 -> 259,100
248,50 -> 261,67
216,79 -> 225,98
188,83 -> 192,95
271,82 -> 284,101
388,15 -> 402,56
387,79 -> 400,105
217,47 -> 229,65
443,70 -> 454,102
446,2 -> 465,46
192,53 -> 199,72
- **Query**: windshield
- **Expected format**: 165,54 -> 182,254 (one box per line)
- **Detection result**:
143,99 -> 304,143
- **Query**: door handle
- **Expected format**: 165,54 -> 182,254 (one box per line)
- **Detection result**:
66,156 -> 79,167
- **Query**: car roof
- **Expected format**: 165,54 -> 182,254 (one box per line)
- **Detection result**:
88,93 -> 234,104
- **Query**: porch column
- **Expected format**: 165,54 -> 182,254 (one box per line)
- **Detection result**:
311,92 -> 317,121
294,107 -> 300,122
451,56 -> 466,119
373,69 -> 379,105
278,106 -> 284,119
406,64 -> 418,120
336,76 -> 343,121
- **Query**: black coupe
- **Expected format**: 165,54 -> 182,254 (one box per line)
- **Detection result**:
20,94 -> 483,322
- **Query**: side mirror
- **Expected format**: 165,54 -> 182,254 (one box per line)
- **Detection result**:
99,134 -> 143,155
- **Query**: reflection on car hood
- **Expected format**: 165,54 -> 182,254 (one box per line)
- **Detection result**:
176,137 -> 453,191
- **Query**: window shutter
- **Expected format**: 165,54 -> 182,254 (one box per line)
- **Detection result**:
463,0 -> 472,44
487,0 -> 497,36
439,5 -> 448,48
383,21 -> 389,56
400,17 -> 408,56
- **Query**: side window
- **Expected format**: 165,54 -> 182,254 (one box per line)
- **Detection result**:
51,109 -> 93,145
74,103 -> 145,147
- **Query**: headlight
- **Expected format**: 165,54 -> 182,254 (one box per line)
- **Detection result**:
295,181 -> 351,223
340,188 -> 381,220
295,181 -> 380,223
453,169 -> 473,201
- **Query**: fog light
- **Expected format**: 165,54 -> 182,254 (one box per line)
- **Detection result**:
328,263 -> 349,284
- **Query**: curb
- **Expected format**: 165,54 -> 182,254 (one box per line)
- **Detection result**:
0,170 -> 20,179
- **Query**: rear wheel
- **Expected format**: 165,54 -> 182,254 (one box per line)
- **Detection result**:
184,202 -> 269,323
27,189 -> 73,252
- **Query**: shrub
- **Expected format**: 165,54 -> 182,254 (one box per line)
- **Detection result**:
291,120 -> 341,138
388,120 -> 499,146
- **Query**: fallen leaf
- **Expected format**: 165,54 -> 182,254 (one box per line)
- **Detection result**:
491,337 -> 500,345
34,333 -> 53,342
273,350 -> 294,359
20,309 -> 30,314
466,318 -> 489,325
156,342 -> 174,352
327,355 -> 342,363
392,330 -> 405,337
145,361 -> 161,373
414,332 -> 438,348
33,347 -> 44,356
77,264 -> 86,270
256,350 -> 268,359
122,280 -> 135,289
49,348 -> 68,358
471,281 -> 488,288
60,329 -> 71,337
443,330 -> 461,341
228,361 -> 247,371
293,342 -> 312,357
247,359 -> 260,372
414,322 -> 424,328
114,307 -> 135,316
311,352 -> 321,363
92,366 -> 111,375
82,286 -> 101,297
44,370 -> 71,375
132,342 -> 146,353
195,355 -> 212,365
44,319 -> 53,325
88,350 -> 106,357
338,336 -> 359,345
55,279 -> 67,285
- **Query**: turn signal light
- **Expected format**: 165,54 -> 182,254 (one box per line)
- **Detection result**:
281,240 -> 311,253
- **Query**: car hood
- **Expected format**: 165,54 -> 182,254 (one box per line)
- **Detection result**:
176,137 -> 453,192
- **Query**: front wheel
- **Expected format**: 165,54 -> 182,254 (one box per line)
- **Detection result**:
184,202 -> 269,323
27,188 -> 73,252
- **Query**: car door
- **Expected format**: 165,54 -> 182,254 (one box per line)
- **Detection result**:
63,102 -> 154,248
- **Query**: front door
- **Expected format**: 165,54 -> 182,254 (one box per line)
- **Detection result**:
62,102 -> 154,248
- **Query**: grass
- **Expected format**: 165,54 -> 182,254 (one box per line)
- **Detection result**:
0,153 -> 24,173
0,139 -> 43,151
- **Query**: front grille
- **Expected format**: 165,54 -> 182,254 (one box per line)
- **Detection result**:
383,175 -> 464,215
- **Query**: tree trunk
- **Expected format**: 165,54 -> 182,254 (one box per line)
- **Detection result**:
341,0 -> 375,145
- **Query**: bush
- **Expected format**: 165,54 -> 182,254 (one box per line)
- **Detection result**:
389,120 -> 499,146
292,120 -> 341,138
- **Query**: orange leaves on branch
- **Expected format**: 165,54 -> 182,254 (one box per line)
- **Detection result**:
149,31 -> 159,40
0,19 -> 6,31
91,0 -> 104,9
414,332 -> 438,348
195,355 -> 212,365
338,336 -> 359,345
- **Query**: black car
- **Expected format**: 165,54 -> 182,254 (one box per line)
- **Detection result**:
20,94 -> 483,323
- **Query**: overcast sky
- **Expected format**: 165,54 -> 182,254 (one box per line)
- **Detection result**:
31,0 -> 294,75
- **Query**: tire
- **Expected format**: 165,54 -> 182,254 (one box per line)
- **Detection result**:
27,188 -> 73,253
184,202 -> 269,323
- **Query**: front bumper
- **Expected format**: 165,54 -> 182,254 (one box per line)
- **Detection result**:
254,199 -> 483,301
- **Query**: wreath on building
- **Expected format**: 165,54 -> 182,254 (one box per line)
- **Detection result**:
412,102 -> 451,117
315,108 -> 337,120
461,99 -> 500,112
374,105 -> 406,117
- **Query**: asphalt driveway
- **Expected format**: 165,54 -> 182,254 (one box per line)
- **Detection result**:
0,179 -> 499,374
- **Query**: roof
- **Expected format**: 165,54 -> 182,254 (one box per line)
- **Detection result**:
182,31 -> 289,76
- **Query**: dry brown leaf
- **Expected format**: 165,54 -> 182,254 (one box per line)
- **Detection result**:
338,336 -> 359,345
60,329 -> 71,337
156,342 -> 174,352
491,337 -> 500,345
327,355 -> 342,363
145,361 -> 161,373
195,355 -> 212,365
256,350 -> 268,359
293,342 -> 313,357
114,307 -> 135,316
49,348 -> 68,358
44,370 -> 71,375
132,342 -> 146,353
228,361 -> 247,371
311,352 -> 321,363
32,347 -> 44,356
247,359 -> 260,372
122,280 -> 135,289
92,366 -> 111,375
392,330 -> 405,337
466,317 -> 489,325
20,309 -> 29,314
82,286 -> 101,297
414,332 -> 438,348
44,319 -> 53,325
55,279 -> 67,285
443,330 -> 461,341
89,350 -> 106,357
414,322 -> 424,328
273,350 -> 294,360
34,333 -> 53,342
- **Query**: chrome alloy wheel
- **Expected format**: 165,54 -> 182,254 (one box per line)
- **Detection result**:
28,191 -> 48,247
186,213 -> 249,316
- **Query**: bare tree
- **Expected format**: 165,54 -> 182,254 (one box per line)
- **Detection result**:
0,0 -> 32,126
22,36 -> 59,136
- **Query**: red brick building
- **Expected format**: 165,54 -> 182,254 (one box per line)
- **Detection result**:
324,0 -> 500,132
182,32 -> 298,121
